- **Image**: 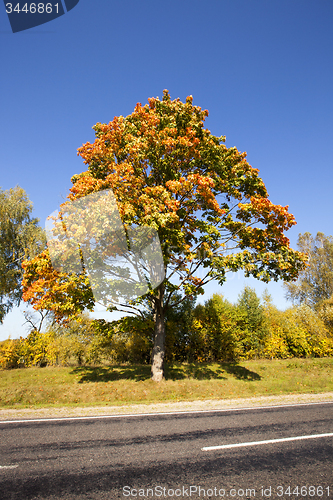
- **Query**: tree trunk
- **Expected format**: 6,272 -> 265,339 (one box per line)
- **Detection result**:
151,284 -> 165,382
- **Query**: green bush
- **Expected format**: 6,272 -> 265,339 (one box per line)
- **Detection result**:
190,294 -> 244,361
236,286 -> 266,359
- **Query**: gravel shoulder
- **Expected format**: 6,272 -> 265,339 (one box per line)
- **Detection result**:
1,392 -> 332,421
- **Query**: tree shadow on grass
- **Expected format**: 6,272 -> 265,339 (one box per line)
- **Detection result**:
70,365 -> 151,383
223,362 -> 261,380
165,362 -> 261,381
164,363 -> 226,380
71,362 -> 261,383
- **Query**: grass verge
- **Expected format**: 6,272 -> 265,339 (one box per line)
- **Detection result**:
0,358 -> 332,409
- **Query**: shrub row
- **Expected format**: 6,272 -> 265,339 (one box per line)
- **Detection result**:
1,288 -> 332,368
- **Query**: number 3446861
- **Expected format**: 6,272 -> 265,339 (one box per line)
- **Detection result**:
5,3 -> 60,14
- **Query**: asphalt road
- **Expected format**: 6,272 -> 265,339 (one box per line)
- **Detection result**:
0,402 -> 332,500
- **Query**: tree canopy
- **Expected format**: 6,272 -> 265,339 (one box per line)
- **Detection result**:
22,91 -> 308,380
0,186 -> 46,322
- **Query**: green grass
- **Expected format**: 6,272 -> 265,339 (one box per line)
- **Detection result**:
0,358 -> 332,409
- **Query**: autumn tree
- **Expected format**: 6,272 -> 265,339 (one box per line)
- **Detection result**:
284,232 -> 333,308
0,186 -> 46,322
22,91 -> 307,381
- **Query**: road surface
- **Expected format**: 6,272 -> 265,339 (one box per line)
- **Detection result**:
0,402 -> 332,499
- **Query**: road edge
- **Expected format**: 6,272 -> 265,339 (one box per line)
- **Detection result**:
0,392 -> 332,421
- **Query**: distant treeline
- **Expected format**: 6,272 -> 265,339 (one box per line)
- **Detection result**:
1,286 -> 332,369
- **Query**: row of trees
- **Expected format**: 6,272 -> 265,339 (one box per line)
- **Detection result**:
1,286 -> 332,369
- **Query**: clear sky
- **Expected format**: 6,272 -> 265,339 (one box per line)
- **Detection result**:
1,0 -> 332,340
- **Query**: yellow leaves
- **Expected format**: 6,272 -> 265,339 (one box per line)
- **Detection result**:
147,97 -> 156,109
187,173 -> 213,187
68,172 -> 107,200
165,179 -> 181,193
165,177 -> 193,196
186,252 -> 196,262
165,173 -> 220,214
21,249 -> 94,324
237,196 -> 299,249
189,276 -> 203,287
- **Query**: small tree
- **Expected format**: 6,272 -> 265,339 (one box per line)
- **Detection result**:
237,286 -> 264,331
22,91 -> 307,381
236,286 -> 265,357
0,186 -> 46,322
284,232 -> 333,307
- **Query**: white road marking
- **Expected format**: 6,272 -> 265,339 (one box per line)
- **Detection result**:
0,400 -> 332,424
202,432 -> 333,451
0,464 -> 19,469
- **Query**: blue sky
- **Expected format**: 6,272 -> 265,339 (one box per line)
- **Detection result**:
1,0 -> 332,340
